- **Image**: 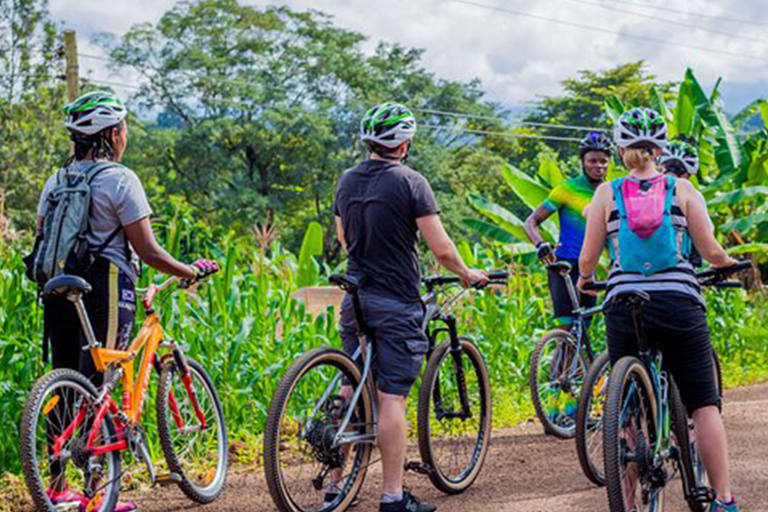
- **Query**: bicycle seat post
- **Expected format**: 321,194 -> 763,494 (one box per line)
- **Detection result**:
68,292 -> 101,350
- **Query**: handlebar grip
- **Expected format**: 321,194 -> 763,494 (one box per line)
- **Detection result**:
696,260 -> 753,279
487,271 -> 509,281
714,281 -> 743,289
582,281 -> 607,292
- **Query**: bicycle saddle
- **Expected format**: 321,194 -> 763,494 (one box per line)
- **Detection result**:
546,261 -> 573,274
612,289 -> 650,305
43,275 -> 92,300
329,274 -> 359,294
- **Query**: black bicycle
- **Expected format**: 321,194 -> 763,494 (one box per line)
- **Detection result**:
589,261 -> 750,512
263,271 -> 507,512
529,261 -> 604,439
576,270 -> 725,488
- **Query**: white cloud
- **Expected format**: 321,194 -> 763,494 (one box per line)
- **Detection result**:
48,0 -> 768,110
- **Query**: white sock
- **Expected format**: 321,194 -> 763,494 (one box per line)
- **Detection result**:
381,491 -> 403,504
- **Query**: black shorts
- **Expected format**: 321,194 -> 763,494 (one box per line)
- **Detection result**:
340,292 -> 428,396
547,259 -> 597,327
605,292 -> 720,414
44,258 -> 137,387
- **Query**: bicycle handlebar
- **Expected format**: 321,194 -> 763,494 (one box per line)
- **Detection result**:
421,271 -> 508,288
136,277 -> 178,296
696,260 -> 753,281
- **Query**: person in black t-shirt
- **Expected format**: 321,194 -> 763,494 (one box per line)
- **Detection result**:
332,102 -> 488,512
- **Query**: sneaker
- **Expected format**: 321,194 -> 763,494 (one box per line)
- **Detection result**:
710,499 -> 741,512
379,491 -> 436,512
47,487 -> 84,506
78,496 -> 137,512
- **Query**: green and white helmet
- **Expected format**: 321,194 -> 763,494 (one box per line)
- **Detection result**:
360,102 -> 417,149
613,107 -> 667,150
660,140 -> 699,175
64,91 -> 127,135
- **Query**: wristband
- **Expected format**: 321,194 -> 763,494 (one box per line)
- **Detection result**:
579,271 -> 595,280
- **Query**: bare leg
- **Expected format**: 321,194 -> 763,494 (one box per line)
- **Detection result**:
378,391 -> 408,495
693,405 -> 732,502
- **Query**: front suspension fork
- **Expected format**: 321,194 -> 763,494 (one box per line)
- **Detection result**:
445,316 -> 471,419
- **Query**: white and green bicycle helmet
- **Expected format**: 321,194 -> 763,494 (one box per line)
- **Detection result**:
360,102 -> 417,149
64,91 -> 127,135
614,107 -> 667,150
660,140 -> 699,175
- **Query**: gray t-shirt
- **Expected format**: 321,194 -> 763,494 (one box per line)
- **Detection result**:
37,160 -> 152,283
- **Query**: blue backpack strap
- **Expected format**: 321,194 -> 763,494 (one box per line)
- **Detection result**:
612,177 -> 627,218
663,175 -> 676,214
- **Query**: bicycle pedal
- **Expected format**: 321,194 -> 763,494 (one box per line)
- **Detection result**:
404,461 -> 434,475
155,473 -> 183,486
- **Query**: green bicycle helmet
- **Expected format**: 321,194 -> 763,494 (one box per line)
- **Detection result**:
660,139 -> 699,175
578,130 -> 614,159
613,107 -> 667,150
360,102 -> 417,149
64,91 -> 127,135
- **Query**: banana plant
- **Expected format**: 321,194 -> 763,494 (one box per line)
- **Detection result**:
465,159 -> 563,250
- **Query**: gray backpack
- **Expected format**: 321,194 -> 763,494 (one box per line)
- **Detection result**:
26,162 -> 122,284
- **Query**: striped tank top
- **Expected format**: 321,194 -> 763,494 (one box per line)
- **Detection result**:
605,180 -> 704,306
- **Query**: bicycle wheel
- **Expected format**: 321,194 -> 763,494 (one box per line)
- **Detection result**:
529,329 -> 588,439
264,347 -> 374,512
21,369 -> 121,512
417,337 -> 492,494
603,356 -> 664,512
157,357 -> 228,503
575,351 -> 611,486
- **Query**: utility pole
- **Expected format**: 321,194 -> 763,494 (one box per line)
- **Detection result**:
63,30 -> 80,101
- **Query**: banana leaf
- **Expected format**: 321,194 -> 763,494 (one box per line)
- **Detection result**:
604,97 -> 625,124
538,157 -> 565,189
502,163 -> 549,210
462,218 -> 519,244
296,221 -> 323,287
719,213 -> 768,233
709,186 -> 768,206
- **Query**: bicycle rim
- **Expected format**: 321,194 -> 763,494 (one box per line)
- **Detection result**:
418,338 -> 491,494
604,358 -> 664,512
531,331 -> 586,438
264,348 -> 372,512
157,358 -> 228,502
22,370 -> 120,512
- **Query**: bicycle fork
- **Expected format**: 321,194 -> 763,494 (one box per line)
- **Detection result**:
445,316 -> 472,420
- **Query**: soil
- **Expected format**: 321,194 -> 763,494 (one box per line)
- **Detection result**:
122,381 -> 768,512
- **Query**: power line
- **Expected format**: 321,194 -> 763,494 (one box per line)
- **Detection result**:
555,0 -> 768,45
451,0 -> 768,63
414,107 -> 602,132
84,77 -> 143,91
421,124 -> 582,142
78,53 -> 112,63
598,0 -> 768,28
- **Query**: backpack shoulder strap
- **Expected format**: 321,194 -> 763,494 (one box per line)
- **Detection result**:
612,177 -> 627,218
664,175 -> 676,213
85,162 -> 122,184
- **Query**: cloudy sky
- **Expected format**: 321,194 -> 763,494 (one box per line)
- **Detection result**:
49,0 -> 768,111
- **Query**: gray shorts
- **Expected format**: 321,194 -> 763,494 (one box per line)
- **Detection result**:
340,293 -> 429,396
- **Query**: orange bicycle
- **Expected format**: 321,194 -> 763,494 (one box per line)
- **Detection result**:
21,273 -> 228,512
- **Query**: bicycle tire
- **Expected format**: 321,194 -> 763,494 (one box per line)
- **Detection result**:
21,369 -> 121,512
575,351 -> 610,486
417,337 -> 492,494
529,329 -> 588,439
603,356 -> 663,512
157,357 -> 228,503
264,347 -> 373,512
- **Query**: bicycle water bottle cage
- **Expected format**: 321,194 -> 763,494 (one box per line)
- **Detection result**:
43,274 -> 92,301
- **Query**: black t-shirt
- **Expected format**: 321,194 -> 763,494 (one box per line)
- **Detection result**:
334,159 -> 440,302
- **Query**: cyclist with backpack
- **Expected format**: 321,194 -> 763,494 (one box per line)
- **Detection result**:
578,107 -> 741,512
333,102 -> 487,512
30,91 -> 218,511
524,130 -> 613,328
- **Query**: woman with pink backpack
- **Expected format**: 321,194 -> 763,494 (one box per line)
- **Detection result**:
577,108 -> 741,512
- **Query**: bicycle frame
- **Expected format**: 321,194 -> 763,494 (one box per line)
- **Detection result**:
49,279 -> 206,461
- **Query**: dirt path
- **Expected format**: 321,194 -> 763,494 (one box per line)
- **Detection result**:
130,382 -> 768,512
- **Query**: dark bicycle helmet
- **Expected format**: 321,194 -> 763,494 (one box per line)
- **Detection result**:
578,130 -> 614,160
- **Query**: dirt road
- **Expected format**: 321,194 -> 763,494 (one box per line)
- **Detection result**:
130,382 -> 768,512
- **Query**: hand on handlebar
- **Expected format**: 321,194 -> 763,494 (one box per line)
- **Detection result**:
577,275 -> 598,297
536,242 -> 557,266
180,259 -> 220,288
461,268 -> 489,288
